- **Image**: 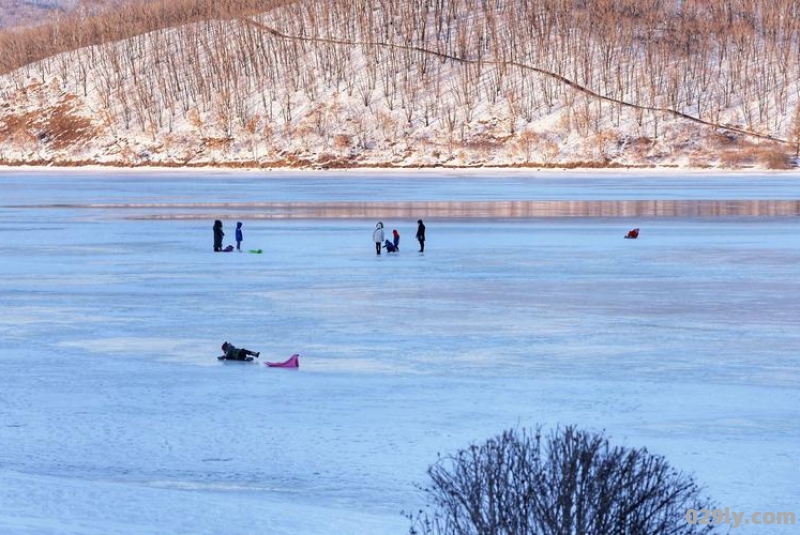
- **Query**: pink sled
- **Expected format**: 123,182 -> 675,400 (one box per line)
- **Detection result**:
265,353 -> 300,368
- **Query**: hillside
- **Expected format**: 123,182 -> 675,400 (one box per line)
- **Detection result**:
1,0 -> 800,169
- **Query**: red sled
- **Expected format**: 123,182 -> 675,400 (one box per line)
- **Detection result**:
624,228 -> 640,239
265,353 -> 299,368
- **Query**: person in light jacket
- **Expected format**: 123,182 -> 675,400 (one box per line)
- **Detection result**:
373,222 -> 385,255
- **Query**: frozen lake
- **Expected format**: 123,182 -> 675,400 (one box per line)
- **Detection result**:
0,168 -> 798,534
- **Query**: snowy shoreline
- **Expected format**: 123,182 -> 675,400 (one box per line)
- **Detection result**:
2,163 -> 799,177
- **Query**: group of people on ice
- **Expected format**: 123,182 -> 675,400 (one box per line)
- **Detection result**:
213,220 -> 244,252
215,217 -> 638,258
216,220 -> 642,363
372,219 -> 425,255
214,218 -> 427,255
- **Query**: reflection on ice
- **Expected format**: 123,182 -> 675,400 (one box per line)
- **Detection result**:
23,199 -> 800,219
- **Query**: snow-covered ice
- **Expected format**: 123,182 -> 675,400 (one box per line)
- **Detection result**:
0,168 -> 798,534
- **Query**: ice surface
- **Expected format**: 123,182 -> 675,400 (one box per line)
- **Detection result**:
0,169 -> 798,534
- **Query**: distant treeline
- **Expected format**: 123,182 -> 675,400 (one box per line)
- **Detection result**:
0,0 -> 289,75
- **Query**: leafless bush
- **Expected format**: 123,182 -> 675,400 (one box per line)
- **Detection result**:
754,145 -> 793,170
516,130 -> 539,162
0,109 -> 39,147
332,133 -> 351,151
719,149 -> 753,169
408,426 -> 720,535
42,97 -> 97,151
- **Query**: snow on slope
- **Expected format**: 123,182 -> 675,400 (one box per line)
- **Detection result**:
1,0 -> 799,169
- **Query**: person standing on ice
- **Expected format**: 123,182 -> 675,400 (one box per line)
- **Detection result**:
235,221 -> 244,251
213,220 -> 225,252
416,219 -> 426,252
219,341 -> 260,360
392,229 -> 400,251
373,222 -> 385,255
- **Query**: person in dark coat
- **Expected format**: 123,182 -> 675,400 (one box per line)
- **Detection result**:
392,229 -> 400,251
235,222 -> 243,252
213,220 -> 225,252
219,341 -> 260,360
383,239 -> 398,253
416,219 -> 426,252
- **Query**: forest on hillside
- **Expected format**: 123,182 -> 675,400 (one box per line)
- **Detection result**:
1,0 -> 800,168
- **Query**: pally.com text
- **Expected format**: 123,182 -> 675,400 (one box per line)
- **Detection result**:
686,508 -> 796,529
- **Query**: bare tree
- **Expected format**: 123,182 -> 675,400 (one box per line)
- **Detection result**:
408,426 -> 720,535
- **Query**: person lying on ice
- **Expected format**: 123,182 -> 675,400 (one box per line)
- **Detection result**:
219,341 -> 260,360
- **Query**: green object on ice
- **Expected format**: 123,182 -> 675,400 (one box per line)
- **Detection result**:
249,249 -> 263,254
